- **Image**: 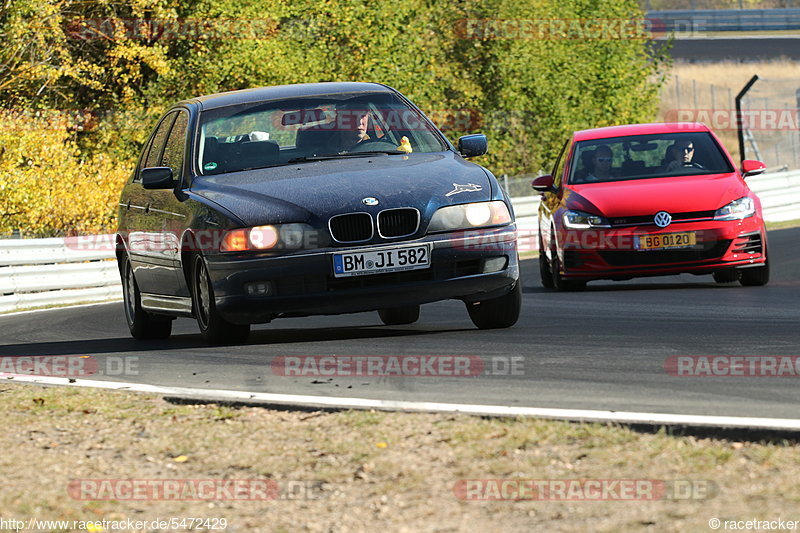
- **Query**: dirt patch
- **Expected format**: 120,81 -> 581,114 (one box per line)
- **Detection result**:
2,383 -> 799,532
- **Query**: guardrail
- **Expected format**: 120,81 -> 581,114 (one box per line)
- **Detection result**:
0,237 -> 121,313
1,169 -> 798,313
647,8 -> 800,33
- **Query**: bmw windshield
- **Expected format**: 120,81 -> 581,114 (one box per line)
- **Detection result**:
197,92 -> 449,175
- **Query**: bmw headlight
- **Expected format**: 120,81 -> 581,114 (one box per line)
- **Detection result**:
427,201 -> 512,233
562,210 -> 611,229
714,197 -> 755,220
221,223 -> 316,252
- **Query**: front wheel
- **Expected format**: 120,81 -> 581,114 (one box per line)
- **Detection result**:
192,255 -> 250,344
740,258 -> 770,287
712,269 -> 740,283
466,283 -> 521,329
539,236 -> 554,288
121,255 -> 172,340
551,248 -> 586,291
378,305 -> 420,326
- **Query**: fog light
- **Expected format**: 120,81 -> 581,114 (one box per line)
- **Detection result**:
245,281 -> 272,296
482,256 -> 508,273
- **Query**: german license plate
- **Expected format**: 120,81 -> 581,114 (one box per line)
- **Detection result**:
333,244 -> 432,277
635,232 -> 697,250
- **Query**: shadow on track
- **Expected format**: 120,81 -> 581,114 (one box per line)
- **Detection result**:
523,279 -> 738,293
0,324 -> 471,357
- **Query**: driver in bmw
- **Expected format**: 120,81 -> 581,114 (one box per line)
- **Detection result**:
335,107 -> 371,151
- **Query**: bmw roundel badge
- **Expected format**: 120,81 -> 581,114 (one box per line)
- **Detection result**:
362,197 -> 379,206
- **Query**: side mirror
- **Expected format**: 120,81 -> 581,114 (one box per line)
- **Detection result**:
141,167 -> 175,189
741,159 -> 766,178
457,134 -> 488,158
531,174 -> 555,193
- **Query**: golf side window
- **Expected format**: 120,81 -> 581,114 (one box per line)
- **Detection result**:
551,139 -> 572,189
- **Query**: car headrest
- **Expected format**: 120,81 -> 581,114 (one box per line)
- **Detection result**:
236,140 -> 280,169
295,125 -> 337,154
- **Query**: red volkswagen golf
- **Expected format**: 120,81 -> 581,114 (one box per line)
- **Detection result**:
532,123 -> 769,290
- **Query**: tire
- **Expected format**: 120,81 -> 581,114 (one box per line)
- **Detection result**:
539,236 -> 554,288
466,282 -> 521,329
712,269 -> 740,283
121,255 -> 172,340
192,255 -> 250,344
378,305 -> 420,326
550,246 -> 586,291
740,258 -> 770,287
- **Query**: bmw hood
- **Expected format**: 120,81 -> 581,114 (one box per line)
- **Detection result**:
567,173 -> 749,217
190,152 -> 494,227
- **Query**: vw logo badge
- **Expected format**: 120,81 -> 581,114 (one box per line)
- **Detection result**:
654,211 -> 672,228
362,197 -> 379,206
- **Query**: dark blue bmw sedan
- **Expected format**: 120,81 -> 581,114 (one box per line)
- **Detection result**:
116,82 -> 520,343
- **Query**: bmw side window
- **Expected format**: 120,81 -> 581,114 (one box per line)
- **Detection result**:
161,111 -> 189,179
143,113 -> 178,171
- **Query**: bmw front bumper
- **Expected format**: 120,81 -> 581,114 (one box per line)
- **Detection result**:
203,226 -> 519,324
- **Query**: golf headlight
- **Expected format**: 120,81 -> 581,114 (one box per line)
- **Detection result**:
428,201 -> 512,232
563,210 -> 611,229
221,223 -> 315,252
714,197 -> 755,220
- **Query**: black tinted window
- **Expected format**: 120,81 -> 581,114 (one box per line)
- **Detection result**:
144,113 -> 177,169
162,111 -> 188,176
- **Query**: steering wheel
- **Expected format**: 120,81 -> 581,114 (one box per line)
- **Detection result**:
682,161 -> 705,170
348,139 -> 400,153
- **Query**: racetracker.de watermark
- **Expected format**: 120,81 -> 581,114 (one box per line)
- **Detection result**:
455,18 -> 657,40
664,109 -> 800,131
0,106 -> 523,134
665,356 -> 800,377
455,228 -> 706,254
65,18 -> 282,41
68,227 -> 692,255
454,479 -> 718,501
0,355 -> 138,377
271,355 -> 524,377
68,479 -> 325,501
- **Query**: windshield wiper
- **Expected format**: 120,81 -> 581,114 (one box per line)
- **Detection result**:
287,150 -> 406,164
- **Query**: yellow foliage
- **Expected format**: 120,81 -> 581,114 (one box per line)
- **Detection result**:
0,114 -> 129,236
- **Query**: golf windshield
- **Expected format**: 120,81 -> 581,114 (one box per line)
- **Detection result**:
569,132 -> 734,184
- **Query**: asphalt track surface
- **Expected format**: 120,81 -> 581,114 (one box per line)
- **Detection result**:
1,227 -> 799,420
657,37 -> 800,61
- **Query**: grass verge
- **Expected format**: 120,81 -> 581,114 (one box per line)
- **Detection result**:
2,383 -> 800,532
766,219 -> 800,231
657,59 -> 800,162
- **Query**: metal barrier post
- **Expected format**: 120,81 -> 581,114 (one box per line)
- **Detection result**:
736,75 -> 760,167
